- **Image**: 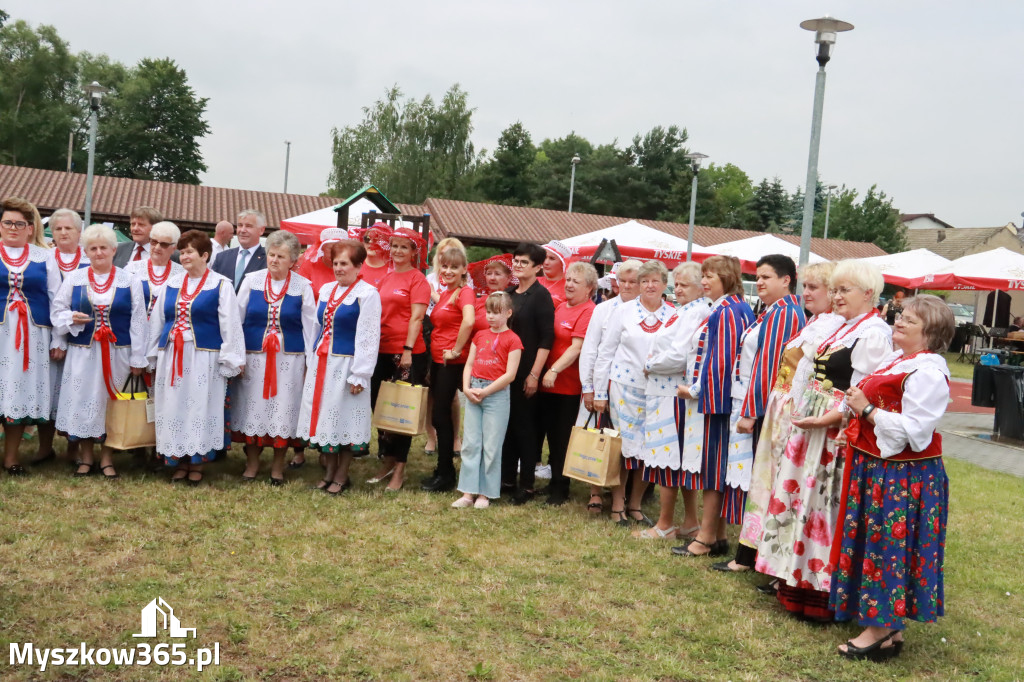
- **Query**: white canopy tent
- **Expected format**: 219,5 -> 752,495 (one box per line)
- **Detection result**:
860,248 -> 952,288
561,220 -> 708,268
704,233 -> 824,273
280,198 -> 389,245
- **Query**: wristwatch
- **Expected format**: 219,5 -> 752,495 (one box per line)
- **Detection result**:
402,345 -> 413,351
861,404 -> 876,418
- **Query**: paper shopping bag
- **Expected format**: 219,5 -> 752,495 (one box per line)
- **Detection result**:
105,375 -> 156,450
562,412 -> 622,487
372,381 -> 429,436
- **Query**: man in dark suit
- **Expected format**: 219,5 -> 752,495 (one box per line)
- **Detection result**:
211,208 -> 267,290
113,206 -> 163,266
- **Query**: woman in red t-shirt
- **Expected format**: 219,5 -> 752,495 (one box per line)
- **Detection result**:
368,227 -> 431,491
470,254 -> 516,337
539,262 -> 597,505
420,247 -> 476,492
359,222 -> 393,290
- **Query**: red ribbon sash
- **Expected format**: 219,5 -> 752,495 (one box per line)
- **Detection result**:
262,333 -> 280,399
9,299 -> 30,371
93,305 -> 119,400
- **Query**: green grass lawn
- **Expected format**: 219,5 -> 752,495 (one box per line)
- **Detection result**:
1,438 -> 1023,681
942,352 -> 976,381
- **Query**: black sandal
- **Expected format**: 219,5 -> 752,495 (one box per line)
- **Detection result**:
839,630 -> 902,661
6,463 -> 28,476
672,537 -> 715,557
610,509 -> 630,527
30,450 -> 55,466
627,508 -> 655,527
186,471 -> 204,487
586,494 -> 604,515
99,464 -> 120,480
73,461 -> 95,477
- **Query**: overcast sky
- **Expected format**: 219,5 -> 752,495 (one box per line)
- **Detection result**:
10,0 -> 1023,227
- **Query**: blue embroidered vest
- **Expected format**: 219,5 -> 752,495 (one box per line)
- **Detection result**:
242,288 -> 305,354
68,283 -> 133,348
0,258 -> 52,327
157,283 -> 224,351
315,298 -> 360,356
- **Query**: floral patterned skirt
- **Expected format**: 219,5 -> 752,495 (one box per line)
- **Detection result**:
739,389 -> 795,548
829,452 -> 948,629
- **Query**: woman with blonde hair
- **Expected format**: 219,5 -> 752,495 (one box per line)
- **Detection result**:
0,197 -> 61,475
757,259 -> 891,620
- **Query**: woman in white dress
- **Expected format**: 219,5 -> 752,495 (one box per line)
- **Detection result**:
125,221 -> 184,318
594,260 -> 676,526
0,197 -> 61,475
37,208 -> 90,466
232,230 -> 316,485
53,224 -> 149,478
297,240 -> 381,494
146,230 -> 244,485
636,262 -> 710,539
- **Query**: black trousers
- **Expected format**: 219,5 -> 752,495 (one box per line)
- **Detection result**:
540,392 -> 580,494
370,352 -> 429,463
429,361 -> 464,480
501,377 -> 542,491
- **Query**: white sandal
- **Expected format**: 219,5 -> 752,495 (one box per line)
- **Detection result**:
634,525 -> 678,540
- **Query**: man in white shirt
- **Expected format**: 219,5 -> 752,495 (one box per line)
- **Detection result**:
113,206 -> 162,266
210,209 -> 267,291
210,220 -> 234,259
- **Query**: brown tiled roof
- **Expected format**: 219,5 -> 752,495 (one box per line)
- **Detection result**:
0,164 -> 337,230
899,213 -> 957,230
906,227 -> 1007,260
419,197 -> 885,260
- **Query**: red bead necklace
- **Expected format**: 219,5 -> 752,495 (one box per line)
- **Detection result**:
0,244 -> 29,268
264,271 -> 291,305
148,259 -> 171,286
88,266 -> 117,294
180,269 -> 210,302
56,247 -> 82,273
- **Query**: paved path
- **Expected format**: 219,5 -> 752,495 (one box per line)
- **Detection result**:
940,411 -> 1024,478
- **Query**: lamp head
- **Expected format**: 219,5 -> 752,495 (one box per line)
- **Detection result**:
800,16 -> 854,66
684,152 -> 709,173
571,154 -> 581,166
83,81 -> 109,111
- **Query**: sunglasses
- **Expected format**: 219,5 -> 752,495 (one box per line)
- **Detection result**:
150,239 -> 176,249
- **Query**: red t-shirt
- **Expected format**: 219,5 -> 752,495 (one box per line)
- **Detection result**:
378,268 -> 431,354
542,300 -> 596,395
361,262 -> 392,290
296,258 -> 335,301
472,328 -> 524,382
472,295 -> 490,338
541,276 -> 567,307
429,286 -> 476,364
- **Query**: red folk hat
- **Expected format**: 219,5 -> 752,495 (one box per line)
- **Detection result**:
468,253 -> 518,291
391,227 -> 429,270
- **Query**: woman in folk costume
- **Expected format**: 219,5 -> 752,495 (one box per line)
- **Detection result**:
593,260 -> 676,527
756,260 -> 892,621
576,259 -> 641,515
734,261 -> 841,589
673,255 -> 754,558
0,197 -> 61,475
297,240 -> 381,494
53,224 -> 149,479
635,261 -> 710,540
713,254 -> 806,572
146,230 -> 245,485
125,221 -> 185,318
232,230 -> 317,485
36,208 -> 89,466
831,295 -> 954,661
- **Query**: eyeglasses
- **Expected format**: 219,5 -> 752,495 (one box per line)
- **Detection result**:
150,239 -> 175,249
829,286 -> 861,297
511,258 -> 534,267
1,220 -> 30,230
894,313 -> 921,325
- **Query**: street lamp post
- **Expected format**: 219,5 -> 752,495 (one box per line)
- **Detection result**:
683,152 -> 708,261
797,16 -> 854,267
283,140 -> 292,193
568,154 -> 581,213
823,183 -> 838,240
82,81 -> 108,227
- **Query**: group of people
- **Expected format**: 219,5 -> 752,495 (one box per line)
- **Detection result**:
1,194 -> 953,661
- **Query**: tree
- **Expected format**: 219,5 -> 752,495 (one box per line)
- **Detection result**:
623,125 -> 689,220
476,121 -> 536,205
749,177 -> 790,232
692,163 -> 756,229
96,58 -> 209,183
0,19 -> 79,169
0,10 -> 9,28
328,84 -> 480,203
813,185 -> 907,253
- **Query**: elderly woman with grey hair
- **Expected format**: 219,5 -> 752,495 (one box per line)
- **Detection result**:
594,259 -> 676,525
52,224 -> 149,478
126,221 -> 185,317
633,261 -> 710,539
231,230 -> 317,485
538,261 -> 598,506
